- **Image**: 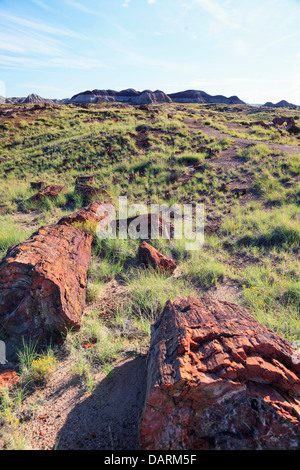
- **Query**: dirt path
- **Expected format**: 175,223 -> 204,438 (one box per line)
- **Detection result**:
21,353 -> 147,450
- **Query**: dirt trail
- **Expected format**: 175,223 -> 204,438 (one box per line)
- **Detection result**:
18,353 -> 147,450
184,118 -> 300,156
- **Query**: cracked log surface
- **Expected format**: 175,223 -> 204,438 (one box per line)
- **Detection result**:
0,202 -> 109,341
139,297 -> 300,450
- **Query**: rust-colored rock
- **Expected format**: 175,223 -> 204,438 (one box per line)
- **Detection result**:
231,187 -> 247,197
138,241 -> 177,274
0,202 -> 111,340
0,224 -> 92,340
0,204 -> 9,215
0,369 -> 19,389
75,175 -> 95,185
32,184 -> 67,201
272,116 -> 298,133
58,200 -> 112,232
251,120 -> 270,129
30,181 -> 46,190
139,297 -> 300,450
273,116 -> 286,127
286,123 -> 300,134
75,183 -> 110,203
199,146 -> 218,157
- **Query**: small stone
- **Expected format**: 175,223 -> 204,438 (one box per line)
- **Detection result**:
0,369 -> 19,389
138,241 -> 177,274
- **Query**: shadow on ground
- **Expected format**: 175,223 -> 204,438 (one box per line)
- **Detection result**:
55,353 -> 147,450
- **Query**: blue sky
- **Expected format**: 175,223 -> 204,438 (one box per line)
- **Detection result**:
0,0 -> 300,104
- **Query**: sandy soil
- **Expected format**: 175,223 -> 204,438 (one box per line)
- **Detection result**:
14,352 -> 147,450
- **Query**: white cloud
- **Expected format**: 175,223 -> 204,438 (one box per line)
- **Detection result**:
0,11 -> 84,39
21,83 -> 65,92
148,0 -> 156,4
0,54 -> 105,70
0,31 -> 64,56
0,41 -> 24,53
195,0 -> 246,30
31,0 -> 56,12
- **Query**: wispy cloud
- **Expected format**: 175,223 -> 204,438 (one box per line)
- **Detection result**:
0,11 -> 85,39
0,8 -> 104,72
194,0 -> 246,30
65,0 -> 135,39
0,54 -> 104,71
0,30 -> 64,56
31,0 -> 57,12
21,83 -> 65,92
0,41 -> 24,53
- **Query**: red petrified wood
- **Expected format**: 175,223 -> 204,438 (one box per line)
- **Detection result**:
0,202 -> 110,340
139,297 -> 300,450
31,184 -> 67,201
138,241 -> 177,274
0,370 -> 19,389
58,200 -> 111,229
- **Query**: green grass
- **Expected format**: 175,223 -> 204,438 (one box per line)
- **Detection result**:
223,203 -> 300,252
124,267 -> 195,320
0,215 -> 32,259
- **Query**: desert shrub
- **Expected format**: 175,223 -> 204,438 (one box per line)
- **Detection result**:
136,124 -> 151,132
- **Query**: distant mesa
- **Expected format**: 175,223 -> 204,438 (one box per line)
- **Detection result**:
168,89 -> 245,105
2,88 -> 298,107
70,88 -> 172,105
263,99 -> 298,108
69,88 -> 242,105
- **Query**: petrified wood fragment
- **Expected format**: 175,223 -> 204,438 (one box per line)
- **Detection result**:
31,184 -> 67,201
138,241 -> 177,274
0,202 -> 110,340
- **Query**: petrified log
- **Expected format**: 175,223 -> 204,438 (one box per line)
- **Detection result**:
286,123 -> 300,134
75,183 -> 110,203
138,241 -> 177,274
0,202 -> 110,340
139,297 -> 300,450
31,184 -> 67,201
75,175 -> 95,185
250,120 -> 270,129
273,117 -> 286,127
58,200 -> 111,231
0,224 -> 92,340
